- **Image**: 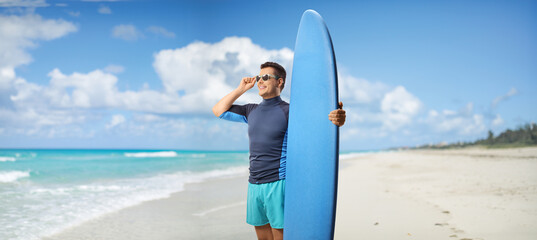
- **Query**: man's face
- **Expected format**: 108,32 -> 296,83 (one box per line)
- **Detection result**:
257,67 -> 281,99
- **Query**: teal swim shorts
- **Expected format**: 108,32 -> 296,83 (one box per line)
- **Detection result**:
246,179 -> 285,229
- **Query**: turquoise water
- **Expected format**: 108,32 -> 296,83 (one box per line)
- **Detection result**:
0,149 -> 249,240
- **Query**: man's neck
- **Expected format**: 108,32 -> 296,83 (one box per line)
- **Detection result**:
262,93 -> 281,99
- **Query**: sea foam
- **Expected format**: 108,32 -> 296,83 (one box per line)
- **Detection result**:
32,166 -> 248,239
0,171 -> 30,183
0,156 -> 16,162
124,151 -> 178,158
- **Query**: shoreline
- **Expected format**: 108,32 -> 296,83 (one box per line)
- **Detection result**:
44,175 -> 256,240
45,147 -> 537,240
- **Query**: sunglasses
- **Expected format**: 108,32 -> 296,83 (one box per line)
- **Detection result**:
255,74 -> 279,82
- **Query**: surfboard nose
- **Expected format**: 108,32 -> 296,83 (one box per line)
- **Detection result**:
304,9 -> 321,17
301,9 -> 327,27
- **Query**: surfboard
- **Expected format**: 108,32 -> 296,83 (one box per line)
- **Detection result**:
284,9 -> 339,239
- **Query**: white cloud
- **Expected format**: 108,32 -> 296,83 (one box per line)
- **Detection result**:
106,114 -> 125,129
492,87 -> 518,108
0,14 -> 77,69
153,36 -> 293,109
492,114 -> 504,127
328,69 -> 429,142
0,67 -> 16,90
8,34 -> 290,116
0,107 -> 82,128
0,0 -> 48,7
98,5 -> 111,14
380,86 -> 423,130
104,64 -> 124,74
1,36 -> 294,139
147,26 -> 175,38
0,13 -> 77,121
6,68 -> 120,109
426,102 -> 486,135
48,69 -> 121,108
55,3 -> 67,7
112,24 -> 143,41
339,73 -> 389,104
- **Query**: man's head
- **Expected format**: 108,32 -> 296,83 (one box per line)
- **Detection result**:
257,62 -> 286,99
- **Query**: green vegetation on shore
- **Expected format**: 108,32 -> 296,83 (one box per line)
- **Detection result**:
412,123 -> 537,149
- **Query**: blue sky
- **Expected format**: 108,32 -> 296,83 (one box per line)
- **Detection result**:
0,0 -> 535,151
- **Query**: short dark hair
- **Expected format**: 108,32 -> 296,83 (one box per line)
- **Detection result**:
260,61 -> 286,91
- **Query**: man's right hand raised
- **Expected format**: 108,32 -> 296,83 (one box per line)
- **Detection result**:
238,77 -> 256,93
212,76 -> 256,117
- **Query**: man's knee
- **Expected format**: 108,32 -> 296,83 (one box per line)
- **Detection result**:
254,224 -> 273,240
272,227 -> 283,240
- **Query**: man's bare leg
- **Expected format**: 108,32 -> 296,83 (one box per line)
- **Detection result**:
254,224 -> 273,240
271,228 -> 283,240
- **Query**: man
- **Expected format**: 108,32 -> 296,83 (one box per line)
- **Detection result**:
212,62 -> 345,240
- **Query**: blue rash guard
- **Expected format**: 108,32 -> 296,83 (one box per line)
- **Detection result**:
219,96 -> 288,184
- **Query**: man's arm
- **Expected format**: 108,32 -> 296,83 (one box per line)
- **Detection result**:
212,77 -> 256,117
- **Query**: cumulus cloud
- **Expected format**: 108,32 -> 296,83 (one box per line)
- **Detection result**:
426,102 -> 486,135
9,68 -> 176,114
0,107 -> 83,128
0,12 -> 77,112
0,67 -> 16,91
334,69 -> 427,138
9,37 -> 293,115
45,68 -> 121,108
112,24 -> 143,41
147,26 -> 175,38
380,86 -> 423,130
339,73 -> 389,105
0,105 -> 89,138
153,36 -> 293,108
1,36 -> 294,138
0,13 -> 77,69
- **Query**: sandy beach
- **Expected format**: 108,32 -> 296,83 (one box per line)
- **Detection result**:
45,147 -> 537,240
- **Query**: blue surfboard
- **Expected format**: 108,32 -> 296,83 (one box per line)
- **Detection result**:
284,10 -> 339,239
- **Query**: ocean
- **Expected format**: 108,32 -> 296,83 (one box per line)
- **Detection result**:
0,149 -> 250,240
0,149 -> 366,239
